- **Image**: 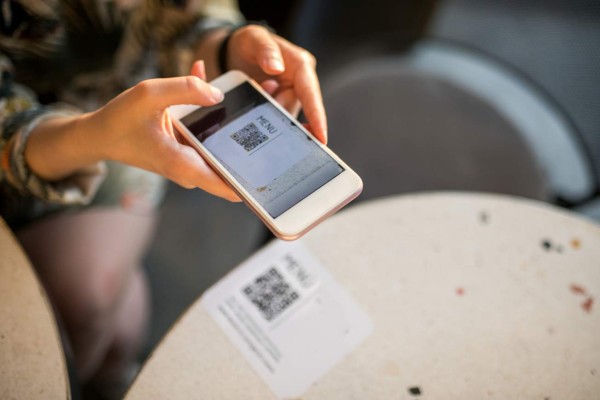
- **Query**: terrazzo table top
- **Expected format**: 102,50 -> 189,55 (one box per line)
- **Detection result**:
127,193 -> 600,399
0,218 -> 70,400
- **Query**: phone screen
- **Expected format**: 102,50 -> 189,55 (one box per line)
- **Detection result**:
181,82 -> 344,218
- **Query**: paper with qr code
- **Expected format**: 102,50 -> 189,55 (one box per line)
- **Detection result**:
201,240 -> 373,399
203,103 -> 311,188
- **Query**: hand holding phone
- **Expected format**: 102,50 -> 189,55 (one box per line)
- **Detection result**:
170,71 -> 362,240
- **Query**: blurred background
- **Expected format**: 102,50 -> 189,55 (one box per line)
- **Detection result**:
143,0 -> 600,351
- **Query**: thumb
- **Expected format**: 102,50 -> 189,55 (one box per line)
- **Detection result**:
134,76 -> 223,110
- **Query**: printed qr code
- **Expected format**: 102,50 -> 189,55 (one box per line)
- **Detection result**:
230,122 -> 270,152
243,267 -> 299,321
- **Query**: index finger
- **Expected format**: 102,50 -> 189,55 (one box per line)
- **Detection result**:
274,39 -> 328,144
293,61 -> 328,144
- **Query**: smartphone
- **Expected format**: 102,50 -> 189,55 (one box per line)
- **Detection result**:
170,70 -> 362,240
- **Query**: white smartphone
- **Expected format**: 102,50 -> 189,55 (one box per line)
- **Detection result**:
170,70 -> 362,240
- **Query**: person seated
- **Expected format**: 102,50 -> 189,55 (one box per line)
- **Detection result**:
0,0 -> 326,396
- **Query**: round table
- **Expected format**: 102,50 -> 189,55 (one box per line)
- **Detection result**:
0,218 -> 70,399
126,193 -> 600,399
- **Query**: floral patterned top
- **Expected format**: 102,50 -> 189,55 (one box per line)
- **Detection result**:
0,0 -> 242,228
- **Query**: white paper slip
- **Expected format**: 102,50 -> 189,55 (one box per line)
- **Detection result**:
201,240 -> 373,399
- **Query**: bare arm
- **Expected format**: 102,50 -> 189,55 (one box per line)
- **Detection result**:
24,77 -> 239,202
25,114 -> 101,181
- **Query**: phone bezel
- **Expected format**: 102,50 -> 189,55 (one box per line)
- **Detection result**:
169,70 -> 362,240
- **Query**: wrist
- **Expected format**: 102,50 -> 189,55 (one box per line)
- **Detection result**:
26,112 -> 104,181
74,111 -> 108,161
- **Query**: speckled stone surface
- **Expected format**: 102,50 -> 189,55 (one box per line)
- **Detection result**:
127,193 -> 600,399
0,218 -> 70,400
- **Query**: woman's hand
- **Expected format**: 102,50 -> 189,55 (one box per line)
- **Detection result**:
27,75 -> 241,202
224,25 -> 327,144
89,75 -> 240,201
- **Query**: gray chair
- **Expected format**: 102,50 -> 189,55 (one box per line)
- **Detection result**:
291,0 -> 600,219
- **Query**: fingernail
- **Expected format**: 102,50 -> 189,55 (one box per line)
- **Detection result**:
267,57 -> 284,72
210,85 -> 224,102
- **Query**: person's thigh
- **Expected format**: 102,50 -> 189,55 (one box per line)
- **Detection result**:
16,207 -> 157,378
92,267 -> 150,386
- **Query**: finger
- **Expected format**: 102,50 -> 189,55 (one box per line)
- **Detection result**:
273,37 -> 327,144
190,60 -> 207,80
302,122 -> 314,134
161,143 -> 241,202
293,63 -> 328,144
274,89 -> 301,118
134,76 -> 223,110
261,79 -> 279,95
238,25 -> 285,75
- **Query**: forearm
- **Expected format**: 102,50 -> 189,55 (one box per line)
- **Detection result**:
25,113 -> 104,181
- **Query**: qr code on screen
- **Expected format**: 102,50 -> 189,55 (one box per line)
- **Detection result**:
242,267 -> 299,321
230,122 -> 269,152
